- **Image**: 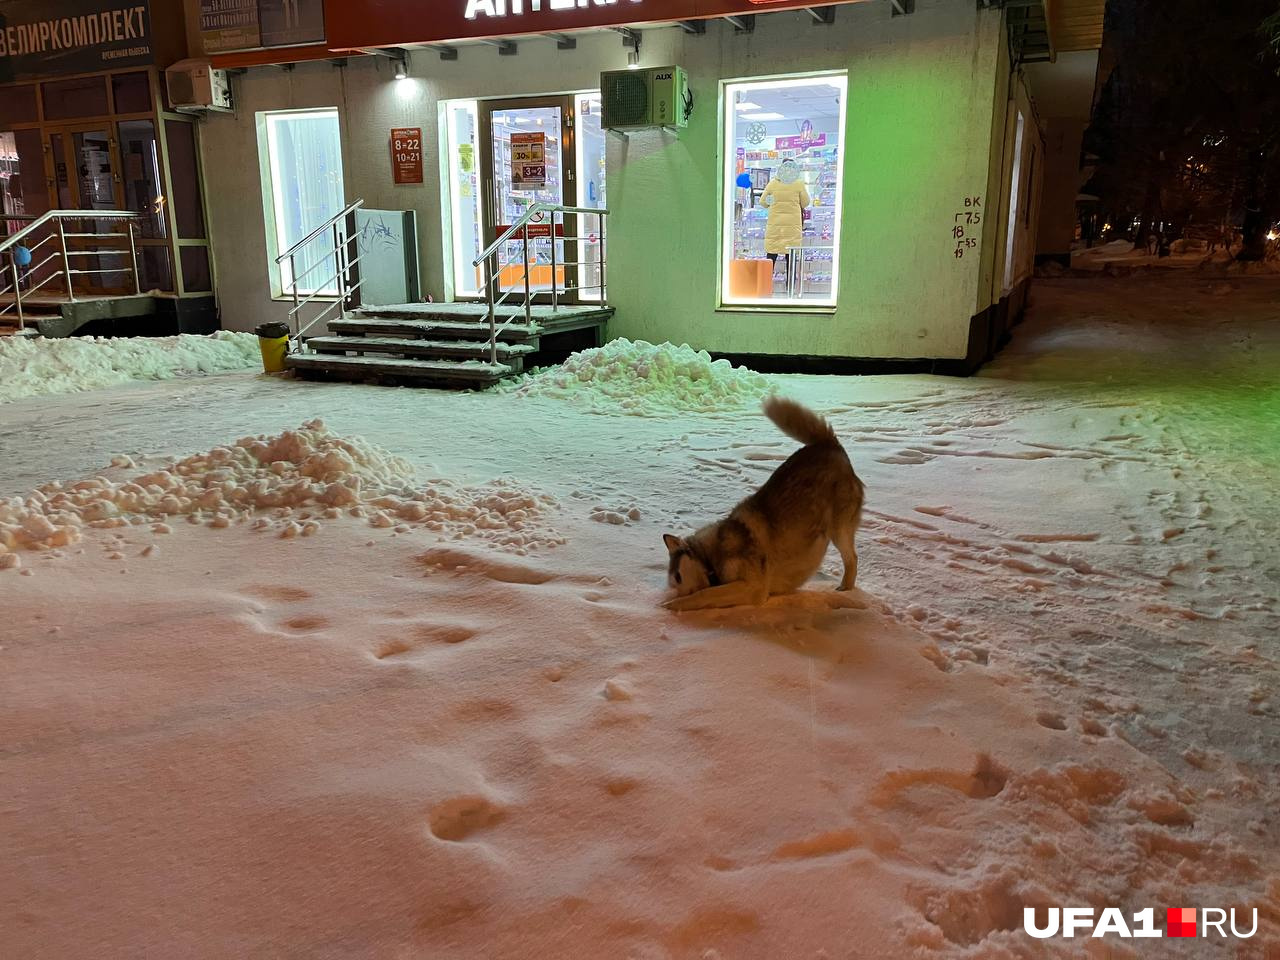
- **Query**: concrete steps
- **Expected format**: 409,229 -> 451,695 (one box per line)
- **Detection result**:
307,335 -> 536,364
287,301 -> 612,390
286,353 -> 514,386
328,316 -> 542,343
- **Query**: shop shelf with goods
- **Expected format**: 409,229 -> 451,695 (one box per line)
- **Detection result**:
730,145 -> 840,296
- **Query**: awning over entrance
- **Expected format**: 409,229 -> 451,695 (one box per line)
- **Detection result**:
997,0 -> 1107,64
1048,0 -> 1107,52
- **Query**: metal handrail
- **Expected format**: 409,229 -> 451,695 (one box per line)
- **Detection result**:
0,210 -> 141,332
0,209 -> 138,255
474,202 -> 608,367
275,199 -> 364,265
473,202 -> 610,267
276,199 -> 365,343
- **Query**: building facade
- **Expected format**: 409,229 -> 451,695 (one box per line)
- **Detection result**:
0,0 -> 217,331
6,0 -> 1105,370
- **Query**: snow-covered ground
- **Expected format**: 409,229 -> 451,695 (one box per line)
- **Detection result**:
1,277 -> 1277,958
0,330 -> 260,404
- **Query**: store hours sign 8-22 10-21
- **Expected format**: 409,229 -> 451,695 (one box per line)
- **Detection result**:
391,128 -> 423,185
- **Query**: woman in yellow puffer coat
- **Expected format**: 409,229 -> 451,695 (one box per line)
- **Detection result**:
760,159 -> 811,265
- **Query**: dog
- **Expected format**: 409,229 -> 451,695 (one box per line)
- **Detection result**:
663,397 -> 864,611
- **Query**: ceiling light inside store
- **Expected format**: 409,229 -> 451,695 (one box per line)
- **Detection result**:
740,112 -> 785,121
734,101 -> 762,111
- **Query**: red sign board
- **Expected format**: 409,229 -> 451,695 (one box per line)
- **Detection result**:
325,0 -> 861,50
496,223 -> 566,239
390,127 -> 423,184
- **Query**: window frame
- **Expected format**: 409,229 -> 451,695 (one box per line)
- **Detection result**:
445,99 -> 484,299
258,106 -> 346,298
719,71 -> 849,310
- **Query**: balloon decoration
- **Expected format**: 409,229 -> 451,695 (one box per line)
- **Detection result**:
13,245 -> 32,268
735,172 -> 753,190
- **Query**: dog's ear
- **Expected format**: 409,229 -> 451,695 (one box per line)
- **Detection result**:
663,533 -> 682,554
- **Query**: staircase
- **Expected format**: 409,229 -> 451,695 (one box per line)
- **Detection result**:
278,200 -> 611,390
286,302 -> 613,388
2,210 -> 143,337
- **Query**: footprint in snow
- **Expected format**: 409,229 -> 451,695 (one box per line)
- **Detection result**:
283,615 -> 329,632
427,794 -> 505,842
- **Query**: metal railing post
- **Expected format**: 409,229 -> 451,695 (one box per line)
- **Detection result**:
343,227 -> 357,314
331,222 -> 346,321
550,213 -> 558,311
522,228 -> 532,328
486,256 -> 497,366
56,218 -> 74,301
288,253 -> 300,337
127,222 -> 140,295
598,213 -> 607,304
10,256 -> 24,331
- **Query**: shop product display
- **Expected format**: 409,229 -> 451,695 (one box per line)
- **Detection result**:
730,126 -> 840,300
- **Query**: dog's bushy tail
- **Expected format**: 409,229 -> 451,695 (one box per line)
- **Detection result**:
763,396 -> 838,447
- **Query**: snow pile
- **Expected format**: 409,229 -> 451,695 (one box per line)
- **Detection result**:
499,338 -> 775,415
0,420 -> 559,569
0,331 -> 261,404
1197,256 -> 1280,276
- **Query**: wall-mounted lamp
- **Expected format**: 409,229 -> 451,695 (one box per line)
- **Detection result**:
617,27 -> 641,69
393,55 -> 409,80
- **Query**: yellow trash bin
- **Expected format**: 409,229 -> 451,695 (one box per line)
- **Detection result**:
255,322 -> 290,373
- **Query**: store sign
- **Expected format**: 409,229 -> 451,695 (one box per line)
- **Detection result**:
776,132 -> 826,150
198,0 -> 325,54
198,0 -> 260,52
326,0 -> 860,51
0,0 -> 152,83
390,127 -> 423,184
464,0 -> 642,21
511,132 -> 547,191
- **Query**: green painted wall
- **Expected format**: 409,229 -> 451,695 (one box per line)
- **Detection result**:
605,1 -> 1006,360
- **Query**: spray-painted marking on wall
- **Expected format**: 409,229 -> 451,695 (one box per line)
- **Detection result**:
952,195 -> 982,258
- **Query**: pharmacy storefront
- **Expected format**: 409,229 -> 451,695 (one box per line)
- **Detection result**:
201,0 -> 1045,372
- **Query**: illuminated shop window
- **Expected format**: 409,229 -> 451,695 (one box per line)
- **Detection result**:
445,101 -> 485,298
722,74 -> 847,307
259,108 -> 345,296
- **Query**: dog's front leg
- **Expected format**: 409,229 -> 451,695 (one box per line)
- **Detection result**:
663,580 -> 768,611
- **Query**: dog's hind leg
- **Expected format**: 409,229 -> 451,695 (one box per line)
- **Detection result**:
832,521 -> 859,591
663,580 -> 769,611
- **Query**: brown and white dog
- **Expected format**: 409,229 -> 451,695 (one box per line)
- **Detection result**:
663,397 -> 865,611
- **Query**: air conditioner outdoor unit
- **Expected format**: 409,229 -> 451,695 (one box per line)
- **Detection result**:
165,59 -> 233,114
601,66 -> 689,131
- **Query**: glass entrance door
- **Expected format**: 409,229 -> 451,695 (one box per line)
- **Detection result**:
48,126 -> 130,295
448,93 -> 608,305
574,91 -> 606,302
481,97 -> 570,301
67,128 -> 118,210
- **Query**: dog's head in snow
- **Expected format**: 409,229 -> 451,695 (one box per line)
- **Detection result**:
663,533 -> 712,598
